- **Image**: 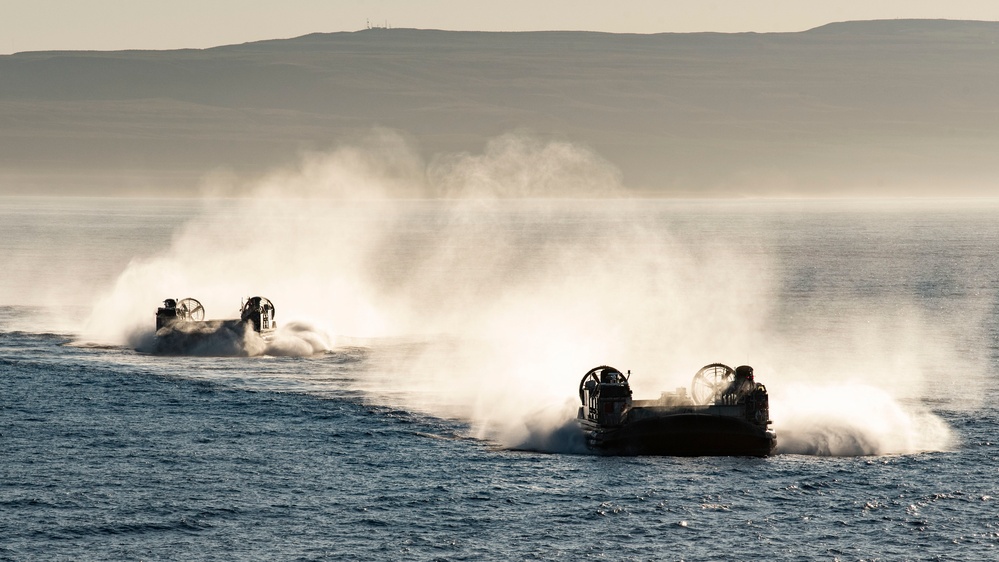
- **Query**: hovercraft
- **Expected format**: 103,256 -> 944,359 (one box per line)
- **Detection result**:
577,363 -> 776,456
155,296 -> 276,337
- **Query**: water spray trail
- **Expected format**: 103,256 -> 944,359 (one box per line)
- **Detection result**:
79,131 -> 987,455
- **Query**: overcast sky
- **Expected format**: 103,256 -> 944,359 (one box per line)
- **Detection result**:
4,0 -> 999,55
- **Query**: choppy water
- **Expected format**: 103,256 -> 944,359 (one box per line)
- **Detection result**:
3,196 -> 999,560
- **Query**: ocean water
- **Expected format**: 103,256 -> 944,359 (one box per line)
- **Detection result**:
2,196 -> 999,560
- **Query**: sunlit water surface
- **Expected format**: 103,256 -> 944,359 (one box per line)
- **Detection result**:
2,196 -> 999,560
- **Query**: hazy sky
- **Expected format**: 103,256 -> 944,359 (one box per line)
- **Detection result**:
4,0 -> 999,55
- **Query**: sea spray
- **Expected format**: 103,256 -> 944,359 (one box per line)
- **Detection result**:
78,132 -> 987,457
770,382 -> 956,456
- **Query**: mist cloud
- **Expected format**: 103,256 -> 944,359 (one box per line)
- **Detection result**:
79,130 -> 987,457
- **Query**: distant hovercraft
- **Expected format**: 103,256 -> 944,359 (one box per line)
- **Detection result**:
155,296 -> 276,337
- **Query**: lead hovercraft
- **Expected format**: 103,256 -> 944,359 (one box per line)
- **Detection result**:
577,363 -> 776,456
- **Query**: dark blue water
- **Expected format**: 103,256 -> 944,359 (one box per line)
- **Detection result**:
3,197 -> 999,560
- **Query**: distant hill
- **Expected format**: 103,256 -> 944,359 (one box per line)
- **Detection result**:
3,19 -> 999,196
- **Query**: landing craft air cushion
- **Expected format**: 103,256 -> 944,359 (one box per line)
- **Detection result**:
577,363 -> 776,456
155,296 -> 276,337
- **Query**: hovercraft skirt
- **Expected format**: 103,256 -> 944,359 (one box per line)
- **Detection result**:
582,413 -> 776,457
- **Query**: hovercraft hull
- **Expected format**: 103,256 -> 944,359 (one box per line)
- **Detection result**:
150,319 -> 274,355
581,412 -> 776,457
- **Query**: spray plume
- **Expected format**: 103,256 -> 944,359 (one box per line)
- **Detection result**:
80,130 -> 985,457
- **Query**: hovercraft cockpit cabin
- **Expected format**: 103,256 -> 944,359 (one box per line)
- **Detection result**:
155,296 -> 276,337
577,363 -> 776,456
